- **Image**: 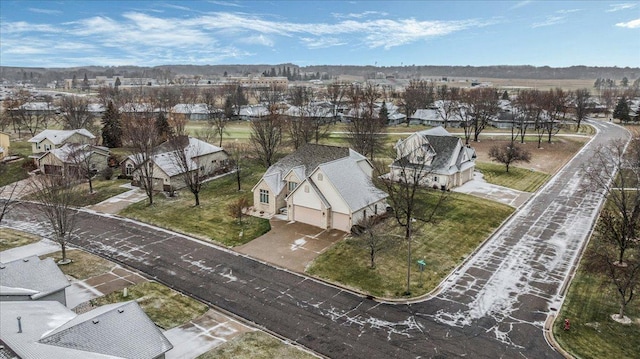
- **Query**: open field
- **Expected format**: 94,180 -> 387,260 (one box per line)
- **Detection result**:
197,331 -> 317,359
307,191 -> 514,298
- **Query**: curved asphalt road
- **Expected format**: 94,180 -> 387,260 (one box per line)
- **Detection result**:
3,119 -> 629,358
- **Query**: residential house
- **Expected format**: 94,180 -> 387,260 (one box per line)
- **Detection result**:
172,103 -> 217,121
238,105 -> 269,121
0,300 -> 173,359
0,256 -> 70,306
252,144 -> 388,232
122,136 -> 229,192
37,143 -> 110,177
0,131 -> 10,161
28,128 -> 96,156
390,126 -> 476,190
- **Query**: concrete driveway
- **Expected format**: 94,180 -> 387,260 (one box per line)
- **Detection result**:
453,171 -> 532,208
235,218 -> 347,272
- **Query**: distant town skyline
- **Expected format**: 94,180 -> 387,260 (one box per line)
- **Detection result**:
1,1 -> 639,68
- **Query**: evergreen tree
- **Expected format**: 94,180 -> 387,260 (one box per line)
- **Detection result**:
224,95 -> 234,119
613,97 -> 631,123
379,101 -> 389,124
621,77 -> 629,87
287,67 -> 292,80
223,71 -> 228,77
82,73 -> 90,91
71,74 -> 78,89
114,76 -> 121,89
155,112 -> 173,142
501,90 -> 509,100
101,101 -> 122,148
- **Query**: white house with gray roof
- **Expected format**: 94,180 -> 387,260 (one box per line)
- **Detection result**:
0,300 -> 172,359
252,144 -> 388,232
122,136 -> 229,192
28,129 -> 96,157
391,126 -> 476,190
0,256 -> 70,306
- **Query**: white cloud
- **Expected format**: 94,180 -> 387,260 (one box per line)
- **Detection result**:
556,9 -> 581,14
332,11 -> 388,19
607,3 -> 637,12
300,37 -> 347,49
615,18 -> 640,28
207,1 -> 243,7
28,8 -> 62,15
532,15 -> 565,28
239,34 -> 275,47
510,1 -> 533,10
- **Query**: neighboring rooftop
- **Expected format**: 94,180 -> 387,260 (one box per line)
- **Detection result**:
0,301 -> 173,359
28,129 -> 95,145
0,256 -> 70,301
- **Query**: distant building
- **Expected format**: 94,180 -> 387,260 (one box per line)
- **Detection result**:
225,75 -> 288,90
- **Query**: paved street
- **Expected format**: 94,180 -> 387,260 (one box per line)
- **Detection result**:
2,119 -> 630,358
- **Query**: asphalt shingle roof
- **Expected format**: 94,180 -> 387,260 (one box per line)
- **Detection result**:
28,129 -> 95,145
0,256 -> 70,300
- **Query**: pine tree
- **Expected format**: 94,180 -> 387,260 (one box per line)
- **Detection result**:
82,73 -> 90,91
379,101 -> 389,124
101,101 -> 122,148
114,77 -> 121,89
71,74 -> 78,89
613,97 -> 631,123
155,112 -> 173,142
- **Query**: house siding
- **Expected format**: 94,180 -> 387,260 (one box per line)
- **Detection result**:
253,180 -> 277,215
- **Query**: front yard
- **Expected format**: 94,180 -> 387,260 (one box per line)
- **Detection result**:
121,162 -> 270,247
198,331 -> 317,359
475,162 -> 550,192
307,191 -> 514,298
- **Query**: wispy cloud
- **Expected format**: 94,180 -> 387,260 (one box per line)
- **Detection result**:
332,11 -> 388,19
616,18 -> 640,28
532,15 -> 565,28
28,8 -> 62,15
557,9 -> 581,14
207,0 -> 243,7
510,1 -> 533,10
162,4 -> 192,11
0,10 -> 496,66
607,3 -> 637,12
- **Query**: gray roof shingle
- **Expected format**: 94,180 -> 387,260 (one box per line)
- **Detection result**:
0,256 -> 70,300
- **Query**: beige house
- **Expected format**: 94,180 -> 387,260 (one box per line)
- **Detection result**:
390,126 -> 476,190
252,144 -> 388,232
28,129 -> 95,156
37,143 -> 110,177
0,131 -> 10,160
122,137 -> 229,192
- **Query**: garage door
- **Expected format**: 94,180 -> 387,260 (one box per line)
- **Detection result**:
293,205 -> 325,229
332,212 -> 351,232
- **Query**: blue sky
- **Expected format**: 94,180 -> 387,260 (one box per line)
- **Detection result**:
1,1 -> 639,68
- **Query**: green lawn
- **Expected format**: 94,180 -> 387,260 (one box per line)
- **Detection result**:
121,162 -> 270,247
307,191 -> 514,298
197,331 -> 317,359
40,249 -> 115,280
475,162 -> 550,192
70,178 -> 130,207
0,228 -> 41,251
0,140 -> 31,186
553,269 -> 640,358
91,281 -> 208,330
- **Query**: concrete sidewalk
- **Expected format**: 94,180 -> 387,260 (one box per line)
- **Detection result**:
453,171 -> 532,208
85,184 -> 147,214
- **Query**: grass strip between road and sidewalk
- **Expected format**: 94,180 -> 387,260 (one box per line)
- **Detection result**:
197,331 -> 317,359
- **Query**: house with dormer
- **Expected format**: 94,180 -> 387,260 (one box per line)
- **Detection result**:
390,126 -> 476,190
252,144 -> 388,232
28,129 -> 96,157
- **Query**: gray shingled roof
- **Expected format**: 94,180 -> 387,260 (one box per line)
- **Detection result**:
39,301 -> 173,359
28,129 -> 95,145
391,127 -> 464,174
0,256 -> 70,300
262,144 -> 350,194
317,156 -> 388,211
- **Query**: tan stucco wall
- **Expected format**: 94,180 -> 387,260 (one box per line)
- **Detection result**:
253,180 -> 276,215
0,132 -> 9,160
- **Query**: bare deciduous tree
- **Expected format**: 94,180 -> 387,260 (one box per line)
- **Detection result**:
29,175 -> 79,264
123,103 -> 160,206
58,95 -> 94,130
353,216 -> 395,269
346,83 -> 387,161
488,140 -> 532,173
572,88 -> 593,131
166,135 -> 206,206
0,165 -> 21,224
374,147 -> 449,295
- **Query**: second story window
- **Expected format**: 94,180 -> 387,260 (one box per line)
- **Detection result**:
288,181 -> 297,191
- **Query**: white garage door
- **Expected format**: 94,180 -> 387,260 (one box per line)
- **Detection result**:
332,212 -> 351,232
293,205 -> 325,229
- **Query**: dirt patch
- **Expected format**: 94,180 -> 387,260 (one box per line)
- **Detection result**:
471,136 -> 588,174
